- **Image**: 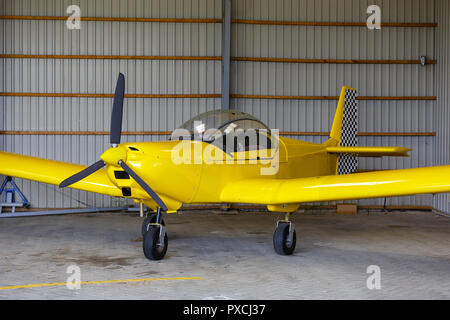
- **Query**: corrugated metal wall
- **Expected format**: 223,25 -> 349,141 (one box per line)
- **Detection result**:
434,0 -> 450,214
0,0 -> 4,152
0,0 -> 223,208
0,0 -> 441,209
231,0 -> 436,207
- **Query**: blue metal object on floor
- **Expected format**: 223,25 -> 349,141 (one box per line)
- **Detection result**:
0,176 -> 133,217
0,176 -> 30,213
0,206 -> 131,218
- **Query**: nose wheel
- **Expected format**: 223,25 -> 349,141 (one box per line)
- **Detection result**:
142,208 -> 168,260
273,214 -> 296,255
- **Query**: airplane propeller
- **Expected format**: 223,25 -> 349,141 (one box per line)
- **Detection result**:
109,72 -> 125,146
59,73 -> 168,211
59,160 -> 106,188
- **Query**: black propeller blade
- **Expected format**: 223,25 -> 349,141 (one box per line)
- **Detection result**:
59,73 -> 168,211
110,73 -> 125,146
59,160 -> 105,188
119,161 -> 168,211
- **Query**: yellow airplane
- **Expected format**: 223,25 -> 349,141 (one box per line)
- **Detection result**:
1,73 -> 450,261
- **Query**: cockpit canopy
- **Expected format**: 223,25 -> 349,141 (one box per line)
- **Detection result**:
172,110 -> 274,153
175,109 -> 269,142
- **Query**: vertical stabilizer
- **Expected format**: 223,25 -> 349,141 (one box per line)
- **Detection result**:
328,86 -> 359,175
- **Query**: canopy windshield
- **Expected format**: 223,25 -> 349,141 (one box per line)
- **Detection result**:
176,109 -> 269,141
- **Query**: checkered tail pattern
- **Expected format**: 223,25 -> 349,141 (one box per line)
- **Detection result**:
337,88 -> 358,175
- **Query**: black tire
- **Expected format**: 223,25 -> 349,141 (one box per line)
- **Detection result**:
141,213 -> 165,237
143,225 -> 168,260
273,222 -> 296,255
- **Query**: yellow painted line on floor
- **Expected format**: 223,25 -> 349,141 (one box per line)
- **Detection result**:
0,277 -> 204,290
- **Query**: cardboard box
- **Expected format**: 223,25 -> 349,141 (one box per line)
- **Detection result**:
337,203 -> 358,215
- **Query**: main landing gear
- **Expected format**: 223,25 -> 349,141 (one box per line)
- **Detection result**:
142,208 -> 168,260
140,208 -> 296,260
273,213 -> 296,255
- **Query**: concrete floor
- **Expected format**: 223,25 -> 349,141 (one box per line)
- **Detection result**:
0,209 -> 449,299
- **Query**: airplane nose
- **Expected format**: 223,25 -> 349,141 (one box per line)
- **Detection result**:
100,146 -> 127,166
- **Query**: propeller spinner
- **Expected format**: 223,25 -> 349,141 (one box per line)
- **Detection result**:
59,73 -> 167,211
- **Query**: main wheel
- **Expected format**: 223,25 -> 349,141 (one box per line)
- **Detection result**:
143,225 -> 168,260
273,222 -> 296,255
141,213 -> 165,237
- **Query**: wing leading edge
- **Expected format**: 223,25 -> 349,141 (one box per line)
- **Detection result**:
220,165 -> 450,205
0,151 -> 122,197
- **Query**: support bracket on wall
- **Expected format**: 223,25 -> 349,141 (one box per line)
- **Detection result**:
420,55 -> 427,66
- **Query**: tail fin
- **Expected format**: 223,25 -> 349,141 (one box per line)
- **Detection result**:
328,86 -> 359,175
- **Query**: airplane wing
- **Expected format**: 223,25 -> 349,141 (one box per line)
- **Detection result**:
220,165 -> 450,205
0,151 -> 122,197
326,146 -> 411,157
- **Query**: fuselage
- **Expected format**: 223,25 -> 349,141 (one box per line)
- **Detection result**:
105,136 -> 339,212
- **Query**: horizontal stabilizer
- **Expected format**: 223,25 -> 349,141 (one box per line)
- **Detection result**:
326,146 -> 411,157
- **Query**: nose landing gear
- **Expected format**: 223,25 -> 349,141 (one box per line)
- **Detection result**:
142,208 -> 168,260
273,213 -> 296,255
141,211 -> 166,237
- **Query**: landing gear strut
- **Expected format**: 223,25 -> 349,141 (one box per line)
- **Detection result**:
273,213 -> 296,255
143,208 -> 168,260
141,210 -> 166,237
